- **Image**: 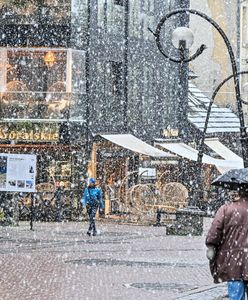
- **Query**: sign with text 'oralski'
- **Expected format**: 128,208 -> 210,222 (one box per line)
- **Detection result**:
0,123 -> 60,142
0,154 -> 36,192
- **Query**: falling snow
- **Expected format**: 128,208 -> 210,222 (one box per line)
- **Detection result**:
0,1 -> 247,299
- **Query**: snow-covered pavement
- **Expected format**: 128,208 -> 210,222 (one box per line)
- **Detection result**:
0,222 -> 227,300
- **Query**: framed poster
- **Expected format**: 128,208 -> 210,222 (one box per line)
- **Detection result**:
0,153 -> 36,192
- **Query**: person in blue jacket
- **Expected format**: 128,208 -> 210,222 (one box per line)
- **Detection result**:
81,178 -> 104,236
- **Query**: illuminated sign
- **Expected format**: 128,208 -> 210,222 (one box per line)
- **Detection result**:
160,128 -> 179,138
150,160 -> 178,165
0,123 -> 60,142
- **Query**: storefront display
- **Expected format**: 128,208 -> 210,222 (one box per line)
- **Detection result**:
0,121 -> 83,220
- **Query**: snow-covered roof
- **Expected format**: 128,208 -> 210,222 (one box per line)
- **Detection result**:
188,83 -> 240,133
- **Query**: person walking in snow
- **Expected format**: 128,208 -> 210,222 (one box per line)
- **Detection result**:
206,189 -> 248,300
81,178 -> 104,236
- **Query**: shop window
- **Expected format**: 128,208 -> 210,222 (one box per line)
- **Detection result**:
6,49 -> 67,92
48,161 -> 72,190
0,48 -> 85,120
1,49 -> 67,119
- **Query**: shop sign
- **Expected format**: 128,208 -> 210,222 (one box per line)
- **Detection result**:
0,123 -> 60,142
160,128 -> 178,137
99,150 -> 129,158
150,160 -> 178,166
142,159 -> 178,167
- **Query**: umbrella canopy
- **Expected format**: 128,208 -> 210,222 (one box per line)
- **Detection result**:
211,168 -> 248,190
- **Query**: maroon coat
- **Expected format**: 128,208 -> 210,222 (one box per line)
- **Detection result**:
206,197 -> 248,283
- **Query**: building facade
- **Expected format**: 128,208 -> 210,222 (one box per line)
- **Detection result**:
0,0 -> 189,219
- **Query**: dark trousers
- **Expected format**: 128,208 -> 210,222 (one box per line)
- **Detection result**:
87,205 -> 98,233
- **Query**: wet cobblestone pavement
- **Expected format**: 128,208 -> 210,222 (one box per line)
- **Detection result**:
0,222 -> 227,300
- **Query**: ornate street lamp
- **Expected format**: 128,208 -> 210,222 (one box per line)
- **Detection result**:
149,20 -> 206,139
152,8 -> 248,207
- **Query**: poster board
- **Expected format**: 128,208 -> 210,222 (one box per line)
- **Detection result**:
0,153 -> 36,192
139,167 -> 157,179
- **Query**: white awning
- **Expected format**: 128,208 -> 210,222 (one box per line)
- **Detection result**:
100,134 -> 173,157
205,138 -> 243,162
215,166 -> 234,174
157,142 -> 243,173
157,142 -> 213,164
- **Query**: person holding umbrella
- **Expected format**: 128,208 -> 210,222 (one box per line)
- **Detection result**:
81,178 -> 104,236
206,168 -> 248,300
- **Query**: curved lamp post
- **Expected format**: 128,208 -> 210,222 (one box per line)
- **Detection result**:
150,20 -> 206,140
197,70 -> 248,165
152,8 -> 248,208
152,8 -> 248,168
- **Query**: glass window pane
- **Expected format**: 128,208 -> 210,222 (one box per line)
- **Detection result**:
0,48 -> 71,120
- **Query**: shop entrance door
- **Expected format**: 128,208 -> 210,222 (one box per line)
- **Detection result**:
97,156 -> 127,204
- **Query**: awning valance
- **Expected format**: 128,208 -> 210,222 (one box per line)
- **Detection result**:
157,142 -> 243,173
204,138 -> 243,162
100,134 -> 173,157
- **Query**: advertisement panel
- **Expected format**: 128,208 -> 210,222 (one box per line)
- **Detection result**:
0,154 -> 36,192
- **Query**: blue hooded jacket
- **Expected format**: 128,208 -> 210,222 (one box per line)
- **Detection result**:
82,187 -> 104,209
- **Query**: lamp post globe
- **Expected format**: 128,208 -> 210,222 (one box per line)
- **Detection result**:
172,27 -> 194,49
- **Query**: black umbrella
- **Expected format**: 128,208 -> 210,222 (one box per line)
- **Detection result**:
211,168 -> 248,190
